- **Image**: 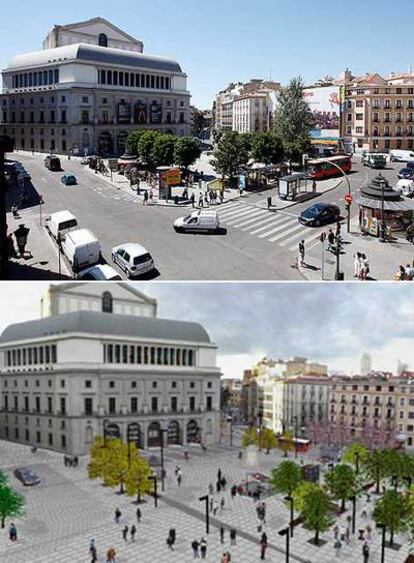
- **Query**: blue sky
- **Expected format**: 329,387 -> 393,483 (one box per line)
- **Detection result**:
0,1 -> 412,108
0,282 -> 413,378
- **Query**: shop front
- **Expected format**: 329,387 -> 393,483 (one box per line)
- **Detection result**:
357,174 -> 414,238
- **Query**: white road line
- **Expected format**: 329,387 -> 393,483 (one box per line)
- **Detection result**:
217,202 -> 242,214
218,204 -> 250,219
231,209 -> 271,228
256,216 -> 296,238
225,208 -> 266,225
268,222 -> 304,243
288,229 -> 325,252
242,214 -> 280,232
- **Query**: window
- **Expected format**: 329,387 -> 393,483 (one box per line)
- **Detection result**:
189,396 -> 196,412
47,397 -> 53,413
206,396 -> 212,411
61,435 -> 66,449
98,33 -> 108,47
131,397 -> 138,413
85,380 -> 92,388
151,397 -> 158,412
60,397 -> 66,415
109,381 -> 115,388
190,381 -> 195,388
152,381 -> 157,388
172,381 -> 177,388
35,397 -> 40,413
84,398 -> 93,415
355,113 -> 363,120
131,381 -> 137,388
109,397 -> 116,414
171,396 -> 177,412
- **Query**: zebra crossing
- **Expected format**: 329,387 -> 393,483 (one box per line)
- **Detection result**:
218,201 -> 326,252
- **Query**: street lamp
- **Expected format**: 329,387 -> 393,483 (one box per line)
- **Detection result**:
149,475 -> 158,508
227,415 -> 233,447
278,526 -> 290,563
102,418 -> 109,448
160,428 -> 168,492
351,495 -> 356,535
379,176 -> 387,243
293,416 -> 298,459
258,413 -> 263,452
285,495 -> 294,537
376,523 -> 386,563
355,452 -> 360,475
0,135 -> 14,279
199,494 -> 210,534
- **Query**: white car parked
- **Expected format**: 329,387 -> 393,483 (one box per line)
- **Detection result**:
77,264 -> 122,280
396,179 -> 414,198
111,243 -> 154,278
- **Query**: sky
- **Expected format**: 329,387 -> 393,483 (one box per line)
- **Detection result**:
0,1 -> 413,108
0,282 -> 413,378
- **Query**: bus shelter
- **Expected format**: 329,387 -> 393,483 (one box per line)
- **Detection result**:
278,172 -> 309,200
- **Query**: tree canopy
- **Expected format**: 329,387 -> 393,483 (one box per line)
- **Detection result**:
373,490 -> 410,546
124,450 -> 153,503
270,460 -> 302,496
174,137 -> 201,170
242,426 -> 258,448
278,431 -> 295,457
325,464 -> 357,511
251,132 -> 284,165
0,482 -> 25,529
342,443 -> 369,468
259,428 -> 278,454
211,131 -> 250,187
301,485 -> 332,545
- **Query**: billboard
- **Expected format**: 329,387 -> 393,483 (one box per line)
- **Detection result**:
303,86 -> 340,136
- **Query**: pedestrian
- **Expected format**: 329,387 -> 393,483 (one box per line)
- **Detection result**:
366,492 -> 371,503
220,525 -> 225,544
136,507 -> 142,523
218,468 -> 222,481
122,525 -> 128,542
260,538 -> 268,560
238,450 -> 242,460
209,483 -> 214,495
359,253 -> 369,280
361,508 -> 368,519
90,545 -> 98,563
143,190 -> 148,205
149,188 -> 154,202
366,524 -> 372,541
192,539 -> 200,558
213,499 -> 219,515
363,541 -> 370,562
130,525 -> 136,542
169,528 -> 176,545
167,534 -> 174,550
345,526 -> 350,544
299,239 -> 305,266
106,546 -> 116,563
220,497 -> 225,511
312,179 -> 317,192
200,537 -> 207,559
333,524 -> 339,540
221,476 -> 227,490
191,193 -> 195,208
231,484 -> 237,499
209,497 -> 214,512
199,194 -> 203,208
216,480 -> 221,493
230,528 -> 237,546
340,527 -> 346,542
405,263 -> 414,280
334,538 -> 342,557
336,220 -> 341,238
221,552 -> 230,563
9,523 -> 17,541
328,229 -> 335,251
114,508 -> 121,524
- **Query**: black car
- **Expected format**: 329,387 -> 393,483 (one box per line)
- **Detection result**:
398,168 -> 414,180
14,467 -> 41,486
299,203 -> 341,227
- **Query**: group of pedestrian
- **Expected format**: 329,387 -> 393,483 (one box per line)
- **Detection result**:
121,524 -> 136,542
63,455 -> 78,467
394,262 -> 414,280
353,252 -> 370,280
191,536 -> 207,558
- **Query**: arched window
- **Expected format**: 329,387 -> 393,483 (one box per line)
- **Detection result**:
98,33 -> 108,47
102,291 -> 113,313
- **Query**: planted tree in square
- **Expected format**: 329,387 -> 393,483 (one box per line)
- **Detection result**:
365,449 -> 388,494
211,131 -> 250,188
259,428 -> 278,454
251,131 -> 284,166
325,464 -> 357,511
124,448 -> 153,503
293,481 -> 321,513
301,485 -> 331,545
173,136 -> 201,176
153,134 -> 177,167
342,443 -> 368,470
270,460 -> 302,496
125,129 -> 148,155
241,426 -> 258,448
278,431 -> 295,457
0,484 -> 25,529
373,490 -> 410,547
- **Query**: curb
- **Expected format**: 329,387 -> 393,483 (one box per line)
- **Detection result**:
255,178 -> 343,211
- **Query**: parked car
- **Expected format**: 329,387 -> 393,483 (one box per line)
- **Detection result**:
80,157 -> 89,165
299,203 -> 341,227
174,210 -> 220,233
390,150 -> 414,162
397,168 -> 414,180
61,229 -> 101,272
47,210 -> 78,240
396,179 -> 414,198
361,152 -> 386,168
111,243 -> 154,278
14,468 -> 41,486
44,155 -> 61,171
77,264 -> 122,280
61,173 -> 77,185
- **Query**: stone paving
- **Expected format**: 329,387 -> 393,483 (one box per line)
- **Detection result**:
0,439 -> 412,562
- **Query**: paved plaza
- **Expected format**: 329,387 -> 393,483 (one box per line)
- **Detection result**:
0,436 -> 412,563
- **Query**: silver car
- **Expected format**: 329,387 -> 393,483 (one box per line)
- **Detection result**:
111,243 -> 154,278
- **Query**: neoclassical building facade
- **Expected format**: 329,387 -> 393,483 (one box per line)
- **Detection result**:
0,18 -> 191,156
0,283 -> 221,455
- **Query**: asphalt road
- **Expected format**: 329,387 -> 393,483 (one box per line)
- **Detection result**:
10,153 -> 403,281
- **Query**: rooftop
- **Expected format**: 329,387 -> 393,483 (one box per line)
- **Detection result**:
0,311 -> 211,345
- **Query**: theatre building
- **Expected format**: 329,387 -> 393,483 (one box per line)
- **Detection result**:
0,17 -> 190,156
0,283 -> 221,455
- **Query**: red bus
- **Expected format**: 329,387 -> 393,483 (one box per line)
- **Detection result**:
308,155 -> 352,181
278,436 -> 311,453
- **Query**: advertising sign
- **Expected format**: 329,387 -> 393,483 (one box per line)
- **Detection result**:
164,168 -> 181,186
238,173 -> 246,191
303,86 -> 340,137
117,102 -> 131,124
150,101 -> 162,124
134,102 -> 147,125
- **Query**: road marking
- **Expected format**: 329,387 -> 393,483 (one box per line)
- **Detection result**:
225,207 -> 265,224
288,229 -> 325,251
269,222 -> 304,243
218,204 -> 249,219
230,209 -> 270,228
256,216 -> 296,238
241,214 -> 280,231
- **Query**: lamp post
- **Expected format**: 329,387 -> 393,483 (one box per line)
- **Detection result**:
160,428 -> 168,492
377,523 -> 386,563
0,135 -> 14,279
102,418 -> 109,448
258,413 -> 263,452
285,495 -> 294,537
355,452 -> 360,475
278,526 -> 290,563
149,475 -> 158,508
379,176 -> 387,243
199,494 -> 209,534
293,416 -> 298,459
227,415 -> 233,447
334,231 -> 343,281
351,495 -> 356,535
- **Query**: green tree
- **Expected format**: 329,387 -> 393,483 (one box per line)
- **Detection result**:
342,443 -> 369,470
293,481 -> 321,513
88,437 -> 128,493
270,460 -> 302,496
124,447 -> 153,503
302,485 -> 332,545
211,131 -> 250,187
173,136 -> 201,173
373,490 -> 410,546
273,76 -> 314,166
0,485 -> 25,528
0,470 -> 8,487
325,464 -> 357,511
259,428 -> 278,454
138,130 -> 160,170
125,129 -> 148,155
251,131 -> 284,165
242,426 -> 258,448
153,134 -> 177,167
365,449 -> 388,494
278,431 -> 295,457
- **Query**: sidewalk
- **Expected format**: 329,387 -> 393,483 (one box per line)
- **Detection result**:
6,207 -> 71,280
255,177 -> 343,210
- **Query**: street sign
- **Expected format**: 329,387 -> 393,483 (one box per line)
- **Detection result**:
320,232 -> 326,243
344,194 -> 353,204
164,168 -> 181,186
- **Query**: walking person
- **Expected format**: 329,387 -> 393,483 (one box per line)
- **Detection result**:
220,497 -> 225,511
363,541 -> 370,562
191,539 -> 200,558
191,193 -> 195,208
122,525 -> 128,542
334,538 -> 342,557
143,190 -> 148,205
149,188 -> 154,203
130,525 -> 136,542
114,508 -> 122,524
230,528 -> 237,546
360,253 -> 370,280
299,240 -> 305,266
106,547 -> 116,563
9,523 -> 17,541
200,537 -> 207,559
345,526 -> 350,544
90,545 -> 98,563
136,507 -> 142,523
366,524 -> 372,541
220,525 -> 225,544
167,533 -> 175,551
213,499 -> 219,516
260,533 -> 268,561
353,252 -> 361,278
328,229 -> 335,252
199,194 -> 203,208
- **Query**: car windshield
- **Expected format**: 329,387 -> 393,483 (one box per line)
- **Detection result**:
304,205 -> 325,217
133,253 -> 151,265
183,215 -> 192,222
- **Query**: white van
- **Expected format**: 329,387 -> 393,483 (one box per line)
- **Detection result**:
47,210 -> 78,240
390,150 -> 414,162
396,179 -> 414,198
174,210 -> 220,233
61,228 -> 101,272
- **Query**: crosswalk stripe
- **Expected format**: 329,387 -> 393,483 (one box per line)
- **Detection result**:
268,222 -> 304,242
255,216 -> 295,237
242,214 -> 280,231
219,202 -> 241,213
278,226 -> 311,246
231,209 -> 271,228
226,208 -> 266,226
218,204 -> 250,219
288,229 -> 324,252
223,207 -> 262,222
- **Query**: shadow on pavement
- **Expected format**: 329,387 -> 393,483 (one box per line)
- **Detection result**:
6,260 -> 72,280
